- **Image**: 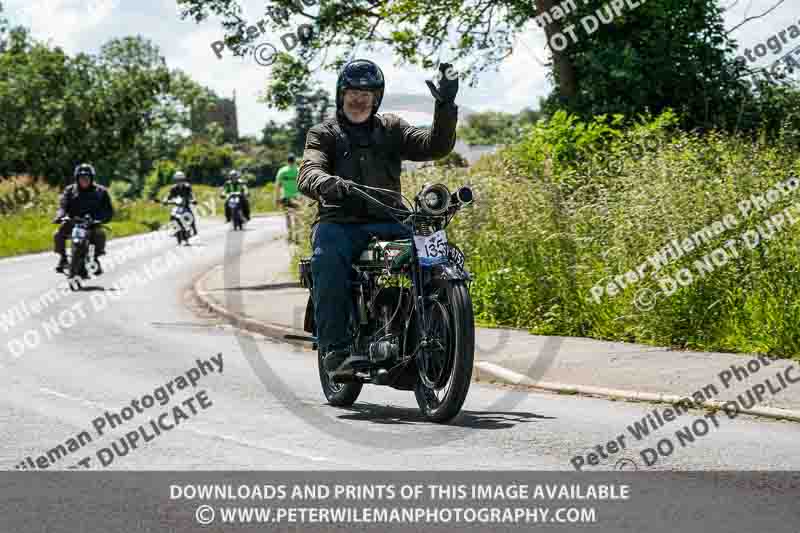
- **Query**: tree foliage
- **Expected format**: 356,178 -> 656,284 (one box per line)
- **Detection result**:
180,0 -> 800,135
0,22 -> 216,187
458,107 -> 544,146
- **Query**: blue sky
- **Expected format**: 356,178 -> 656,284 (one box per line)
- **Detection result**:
5,0 -> 798,136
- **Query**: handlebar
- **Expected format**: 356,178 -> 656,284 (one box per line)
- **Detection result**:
162,199 -> 197,205
55,216 -> 104,225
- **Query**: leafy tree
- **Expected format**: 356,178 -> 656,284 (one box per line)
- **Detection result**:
458,107 -> 544,146
0,31 -> 170,185
180,0 -> 784,133
288,88 -> 331,154
143,159 -> 177,200
0,1 -> 7,53
177,140 -> 234,184
260,119 -> 293,149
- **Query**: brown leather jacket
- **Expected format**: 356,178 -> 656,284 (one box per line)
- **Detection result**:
298,102 -> 458,224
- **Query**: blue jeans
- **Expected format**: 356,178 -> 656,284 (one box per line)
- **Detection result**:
311,221 -> 411,351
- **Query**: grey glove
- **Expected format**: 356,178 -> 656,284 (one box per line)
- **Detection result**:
319,177 -> 353,203
426,62 -> 459,104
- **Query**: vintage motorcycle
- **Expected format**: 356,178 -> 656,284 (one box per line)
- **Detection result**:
299,182 -> 475,423
226,192 -> 245,231
163,197 -> 195,244
56,214 -> 104,291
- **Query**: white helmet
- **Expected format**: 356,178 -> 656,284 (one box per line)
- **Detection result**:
174,171 -> 186,181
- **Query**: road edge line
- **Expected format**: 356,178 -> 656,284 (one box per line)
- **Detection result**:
475,361 -> 800,423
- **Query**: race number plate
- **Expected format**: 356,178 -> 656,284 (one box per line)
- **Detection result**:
72,227 -> 87,239
414,230 -> 448,266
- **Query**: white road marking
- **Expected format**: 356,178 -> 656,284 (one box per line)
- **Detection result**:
37,386 -> 332,464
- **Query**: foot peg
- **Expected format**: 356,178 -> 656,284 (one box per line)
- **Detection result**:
331,371 -> 359,384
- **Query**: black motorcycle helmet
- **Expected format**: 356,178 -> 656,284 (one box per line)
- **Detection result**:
73,163 -> 95,186
336,59 -> 384,115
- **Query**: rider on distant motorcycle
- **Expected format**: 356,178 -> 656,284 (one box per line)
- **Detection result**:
163,171 -> 198,235
53,163 -> 114,275
274,153 -> 300,209
220,170 -> 251,223
298,59 -> 459,378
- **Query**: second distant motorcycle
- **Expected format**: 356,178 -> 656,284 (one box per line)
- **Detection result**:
163,196 -> 196,245
226,192 -> 245,231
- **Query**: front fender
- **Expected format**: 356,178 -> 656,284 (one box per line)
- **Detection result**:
431,262 -> 472,281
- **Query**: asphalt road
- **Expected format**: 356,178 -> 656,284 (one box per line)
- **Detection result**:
1,216 -> 799,472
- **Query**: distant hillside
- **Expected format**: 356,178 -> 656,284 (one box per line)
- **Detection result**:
381,93 -> 477,123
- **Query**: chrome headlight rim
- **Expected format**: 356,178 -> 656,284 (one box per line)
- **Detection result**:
419,183 -> 450,216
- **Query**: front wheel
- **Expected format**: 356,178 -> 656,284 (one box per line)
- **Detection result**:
69,244 -> 86,280
317,347 -> 362,407
414,279 -> 475,423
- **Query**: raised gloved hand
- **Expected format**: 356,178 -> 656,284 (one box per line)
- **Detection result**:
425,62 -> 459,104
319,177 -> 353,203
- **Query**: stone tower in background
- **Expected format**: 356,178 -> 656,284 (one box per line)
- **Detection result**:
191,91 -> 239,143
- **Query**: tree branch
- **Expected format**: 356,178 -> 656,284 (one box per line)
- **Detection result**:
726,0 -> 785,35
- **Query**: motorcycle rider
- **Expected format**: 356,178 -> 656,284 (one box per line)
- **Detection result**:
298,59 -> 459,379
274,153 -> 300,209
163,171 -> 198,236
53,163 -> 114,275
220,170 -> 251,223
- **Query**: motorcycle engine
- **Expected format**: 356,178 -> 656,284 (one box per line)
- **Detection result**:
368,336 -> 399,364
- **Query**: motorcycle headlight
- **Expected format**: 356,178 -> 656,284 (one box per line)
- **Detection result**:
419,183 -> 450,216
454,186 -> 473,205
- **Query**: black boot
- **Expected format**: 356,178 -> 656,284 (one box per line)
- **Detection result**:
55,255 -> 69,273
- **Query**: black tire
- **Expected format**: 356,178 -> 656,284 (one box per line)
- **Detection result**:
317,347 -> 362,407
69,245 -> 85,280
413,279 -> 475,423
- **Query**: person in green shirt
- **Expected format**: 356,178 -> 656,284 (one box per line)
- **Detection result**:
220,169 -> 250,222
274,153 -> 300,209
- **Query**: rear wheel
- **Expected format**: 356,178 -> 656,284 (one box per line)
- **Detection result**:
317,347 -> 362,407
413,279 -> 475,423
